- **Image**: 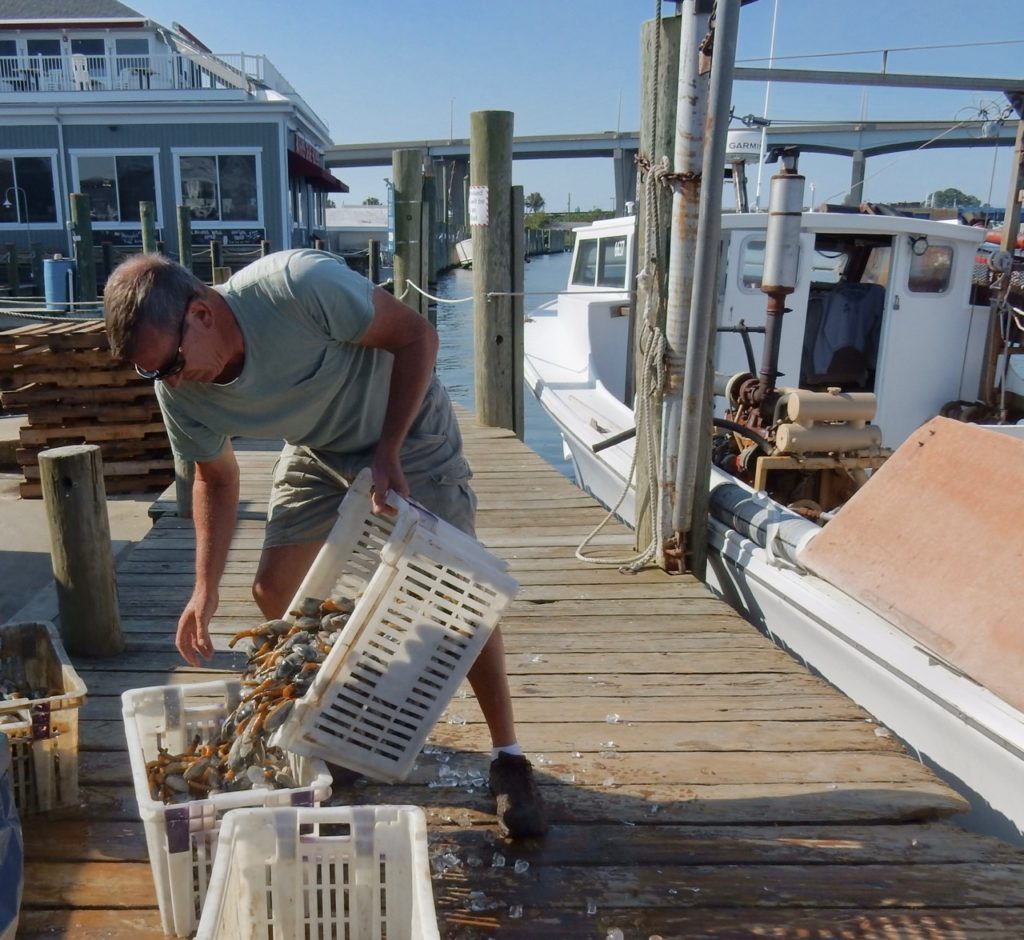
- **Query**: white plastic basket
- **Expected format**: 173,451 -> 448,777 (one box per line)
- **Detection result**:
121,679 -> 333,938
274,468 -> 519,783
0,621 -> 86,814
195,805 -> 439,940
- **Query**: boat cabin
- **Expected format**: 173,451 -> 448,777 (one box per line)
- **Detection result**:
717,213 -> 987,447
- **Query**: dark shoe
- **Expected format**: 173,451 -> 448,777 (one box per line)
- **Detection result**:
489,753 -> 548,839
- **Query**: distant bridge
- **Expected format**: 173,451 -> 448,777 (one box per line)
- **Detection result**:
325,120 -> 1019,213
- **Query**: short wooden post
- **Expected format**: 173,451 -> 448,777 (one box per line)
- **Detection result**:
173,454 -> 195,520
5,243 -> 18,297
31,243 -> 44,294
368,239 -> 381,284
312,237 -> 324,251
176,206 -> 193,271
210,239 -> 222,272
260,239 -> 271,257
69,193 -> 97,303
393,148 -> 426,316
212,266 -> 232,285
470,109 -> 515,430
140,201 -> 157,254
38,444 -> 124,657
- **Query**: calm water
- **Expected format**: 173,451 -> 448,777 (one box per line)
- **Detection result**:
434,251 -> 574,478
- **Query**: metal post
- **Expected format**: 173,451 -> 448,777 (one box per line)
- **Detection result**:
657,1 -> 711,569
672,0 -> 742,578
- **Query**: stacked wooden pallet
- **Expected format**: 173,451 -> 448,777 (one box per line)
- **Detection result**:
0,319 -> 173,498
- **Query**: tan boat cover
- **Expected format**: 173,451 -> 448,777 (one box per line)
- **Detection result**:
799,416 -> 1024,712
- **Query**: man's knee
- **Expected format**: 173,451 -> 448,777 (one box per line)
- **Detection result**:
253,542 -> 322,619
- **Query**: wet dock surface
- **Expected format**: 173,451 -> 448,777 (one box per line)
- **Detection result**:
16,407 -> 1024,938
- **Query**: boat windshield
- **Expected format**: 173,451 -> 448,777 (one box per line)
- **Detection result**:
572,235 -> 629,289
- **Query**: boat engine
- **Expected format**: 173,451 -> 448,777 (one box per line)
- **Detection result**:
711,150 -> 889,518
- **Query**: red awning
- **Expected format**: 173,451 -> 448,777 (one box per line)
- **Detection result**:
288,150 -> 347,193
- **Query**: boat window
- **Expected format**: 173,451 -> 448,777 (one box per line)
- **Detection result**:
572,239 -> 598,286
737,236 -> 802,293
597,236 -> 628,288
907,245 -> 953,293
738,237 -> 765,291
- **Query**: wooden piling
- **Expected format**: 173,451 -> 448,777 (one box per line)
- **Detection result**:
176,206 -> 192,271
368,239 -> 381,284
38,444 -> 124,657
5,243 -> 18,297
260,239 -> 271,257
633,14 -> 682,551
140,202 -> 157,254
510,185 -> 525,440
393,148 -> 427,317
69,194 -> 97,303
470,109 -> 516,432
210,239 -> 223,272
173,454 -> 195,520
100,242 -> 114,283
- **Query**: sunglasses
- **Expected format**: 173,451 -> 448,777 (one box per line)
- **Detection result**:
134,315 -> 187,381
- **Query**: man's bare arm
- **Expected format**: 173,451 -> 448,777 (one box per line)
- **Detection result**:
175,441 -> 240,665
356,287 -> 439,511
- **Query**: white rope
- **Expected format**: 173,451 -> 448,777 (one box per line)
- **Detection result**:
406,280 -> 473,304
574,323 -> 666,571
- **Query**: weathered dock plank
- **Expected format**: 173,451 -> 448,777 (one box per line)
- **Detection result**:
16,409 -> 1024,939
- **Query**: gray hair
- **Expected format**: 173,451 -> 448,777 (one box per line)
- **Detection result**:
104,254 -> 207,361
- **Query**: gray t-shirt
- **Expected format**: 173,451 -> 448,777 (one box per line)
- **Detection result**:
156,249 -> 392,462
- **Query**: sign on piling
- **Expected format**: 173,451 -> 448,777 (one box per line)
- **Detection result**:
470,109 -> 520,434
38,444 -> 124,657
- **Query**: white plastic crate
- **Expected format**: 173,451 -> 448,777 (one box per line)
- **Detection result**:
195,805 -> 439,940
121,678 -> 333,938
274,468 -> 519,783
0,621 -> 86,814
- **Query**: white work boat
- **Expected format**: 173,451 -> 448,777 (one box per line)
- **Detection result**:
523,207 -> 1024,844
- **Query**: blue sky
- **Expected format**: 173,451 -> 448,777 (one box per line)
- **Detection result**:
129,0 -> 1023,211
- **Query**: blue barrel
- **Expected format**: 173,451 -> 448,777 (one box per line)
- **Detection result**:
43,258 -> 77,312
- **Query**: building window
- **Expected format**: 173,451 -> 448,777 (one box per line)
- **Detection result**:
178,153 -> 259,223
0,39 -> 16,84
0,155 -> 58,224
75,153 -> 159,225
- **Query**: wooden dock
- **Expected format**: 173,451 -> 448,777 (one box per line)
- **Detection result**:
16,407 -> 1024,938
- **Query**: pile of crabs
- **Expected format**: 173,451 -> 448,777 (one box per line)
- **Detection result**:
145,595 -> 353,803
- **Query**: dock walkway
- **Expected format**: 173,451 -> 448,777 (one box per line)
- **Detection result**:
17,406 -> 1024,938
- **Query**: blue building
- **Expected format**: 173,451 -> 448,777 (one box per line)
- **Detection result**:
0,0 -> 344,262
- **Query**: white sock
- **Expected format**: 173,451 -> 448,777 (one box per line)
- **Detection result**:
491,743 -> 523,761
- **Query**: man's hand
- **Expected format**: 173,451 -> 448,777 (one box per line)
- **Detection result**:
369,449 -> 410,515
176,590 -> 218,666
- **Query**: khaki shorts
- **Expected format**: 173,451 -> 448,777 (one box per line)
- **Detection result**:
264,376 -> 476,547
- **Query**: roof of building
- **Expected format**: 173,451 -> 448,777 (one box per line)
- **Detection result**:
326,205 -> 388,230
0,0 -> 144,21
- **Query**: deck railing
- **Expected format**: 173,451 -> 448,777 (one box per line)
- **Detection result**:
0,51 -> 290,95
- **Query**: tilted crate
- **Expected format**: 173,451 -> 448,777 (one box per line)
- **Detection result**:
0,621 -> 86,814
274,468 -> 519,782
122,679 -> 333,938
195,805 -> 439,940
